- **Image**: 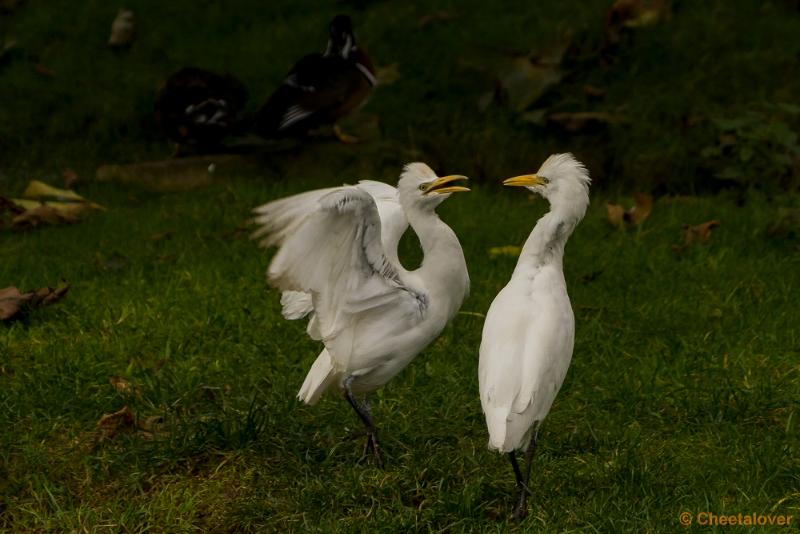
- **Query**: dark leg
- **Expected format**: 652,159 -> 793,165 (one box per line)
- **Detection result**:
511,423 -> 540,521
343,377 -> 384,468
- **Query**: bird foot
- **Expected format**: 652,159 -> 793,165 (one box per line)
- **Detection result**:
334,124 -> 359,144
511,484 -> 531,521
356,432 -> 384,469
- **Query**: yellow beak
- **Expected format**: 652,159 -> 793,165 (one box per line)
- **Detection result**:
424,175 -> 470,195
503,174 -> 546,187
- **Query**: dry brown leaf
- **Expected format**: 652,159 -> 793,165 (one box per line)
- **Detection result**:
606,203 -> 626,228
4,180 -> 104,229
547,111 -> 625,132
63,169 -> 79,188
418,10 -> 459,28
607,193 -> 653,229
95,405 -> 136,442
672,220 -> 721,254
0,283 -> 69,321
683,220 -> 720,244
606,0 -> 670,43
109,376 -> 133,395
12,205 -> 77,228
0,196 -> 25,216
109,9 -> 136,47
33,63 -> 55,77
583,84 -> 606,98
149,230 -> 173,242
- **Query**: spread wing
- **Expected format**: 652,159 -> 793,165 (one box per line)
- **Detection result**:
252,181 -> 408,320
258,187 -> 425,369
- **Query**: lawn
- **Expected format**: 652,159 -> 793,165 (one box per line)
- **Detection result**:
1,0 -> 799,532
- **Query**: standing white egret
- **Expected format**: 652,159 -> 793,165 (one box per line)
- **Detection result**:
253,164 -> 470,467
479,153 -> 590,519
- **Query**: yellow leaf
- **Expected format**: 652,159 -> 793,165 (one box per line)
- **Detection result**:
489,245 -> 522,258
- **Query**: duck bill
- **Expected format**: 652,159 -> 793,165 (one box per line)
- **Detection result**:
503,174 -> 545,187
424,175 -> 470,195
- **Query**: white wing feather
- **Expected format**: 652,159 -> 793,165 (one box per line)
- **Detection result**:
253,181 -> 408,320
265,187 -> 425,371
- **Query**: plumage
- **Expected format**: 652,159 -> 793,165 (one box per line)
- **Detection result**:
254,15 -> 376,140
479,153 -> 590,519
253,163 -> 470,466
154,67 -> 248,152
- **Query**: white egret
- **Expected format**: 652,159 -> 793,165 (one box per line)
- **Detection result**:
479,153 -> 590,519
253,164 -> 470,467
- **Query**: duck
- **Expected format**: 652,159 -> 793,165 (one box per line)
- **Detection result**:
154,67 -> 248,154
254,14 -> 377,143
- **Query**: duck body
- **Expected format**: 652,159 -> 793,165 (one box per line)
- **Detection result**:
254,15 -> 376,138
155,67 -> 248,152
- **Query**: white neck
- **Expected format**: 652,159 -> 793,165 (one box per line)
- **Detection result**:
515,204 -> 583,273
405,207 -> 469,319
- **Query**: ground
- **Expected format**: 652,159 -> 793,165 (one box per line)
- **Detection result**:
1,0 -> 799,532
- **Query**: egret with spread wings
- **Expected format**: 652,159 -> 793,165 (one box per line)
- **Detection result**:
479,154 -> 590,519
253,164 -> 470,466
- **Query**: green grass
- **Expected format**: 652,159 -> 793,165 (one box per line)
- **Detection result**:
1,173 -> 799,531
2,0 -> 800,531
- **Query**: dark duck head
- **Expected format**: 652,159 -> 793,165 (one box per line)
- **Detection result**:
326,14 -> 356,58
155,67 -> 248,154
253,14 -> 376,140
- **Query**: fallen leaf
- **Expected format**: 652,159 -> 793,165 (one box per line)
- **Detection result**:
583,84 -> 606,98
95,405 -> 136,442
606,0 -> 670,43
418,10 -> 459,28
547,111 -> 625,132
0,196 -> 25,216
24,180 -> 84,202
63,169 -> 79,188
0,283 -> 69,321
606,203 -> 625,228
606,192 -> 653,229
109,9 -> 136,47
375,63 -> 400,87
488,245 -> 522,258
139,414 -> 166,433
149,230 -> 173,242
672,220 -> 721,254
34,63 -> 55,77
3,180 -> 104,229
12,205 -> 78,228
109,376 -> 133,395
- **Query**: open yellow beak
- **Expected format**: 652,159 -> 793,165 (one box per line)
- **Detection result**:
424,175 -> 470,195
503,174 -> 546,187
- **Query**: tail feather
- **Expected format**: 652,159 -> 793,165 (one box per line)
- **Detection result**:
484,407 -> 509,452
297,349 -> 338,405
